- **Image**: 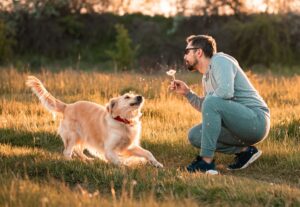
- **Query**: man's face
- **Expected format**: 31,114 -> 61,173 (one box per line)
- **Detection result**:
184,43 -> 199,71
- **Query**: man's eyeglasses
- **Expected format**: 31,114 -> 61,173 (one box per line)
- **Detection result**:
184,47 -> 200,55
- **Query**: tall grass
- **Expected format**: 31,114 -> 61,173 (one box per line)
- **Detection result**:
0,69 -> 300,206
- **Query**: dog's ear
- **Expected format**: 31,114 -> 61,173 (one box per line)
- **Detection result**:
106,98 -> 117,114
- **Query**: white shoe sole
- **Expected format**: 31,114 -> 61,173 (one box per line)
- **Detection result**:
227,150 -> 262,171
205,169 -> 219,175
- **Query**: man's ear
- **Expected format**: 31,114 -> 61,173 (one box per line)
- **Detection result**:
106,98 -> 117,113
196,48 -> 203,57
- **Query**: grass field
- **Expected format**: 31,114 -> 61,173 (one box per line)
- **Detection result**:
0,69 -> 300,206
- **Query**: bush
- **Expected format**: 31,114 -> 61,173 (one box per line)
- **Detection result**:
106,24 -> 139,71
225,15 -> 292,66
0,19 -> 15,64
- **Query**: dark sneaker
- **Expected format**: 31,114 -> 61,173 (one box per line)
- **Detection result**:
227,146 -> 262,170
186,155 -> 218,175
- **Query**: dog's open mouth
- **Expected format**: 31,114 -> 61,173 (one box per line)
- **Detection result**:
130,102 -> 141,106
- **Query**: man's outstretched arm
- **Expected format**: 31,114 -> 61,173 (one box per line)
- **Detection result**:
169,79 -> 204,112
185,90 -> 205,112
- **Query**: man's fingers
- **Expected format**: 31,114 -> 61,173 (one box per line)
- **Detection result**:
171,80 -> 181,87
173,80 -> 184,87
168,81 -> 178,91
175,82 -> 180,87
168,85 -> 176,91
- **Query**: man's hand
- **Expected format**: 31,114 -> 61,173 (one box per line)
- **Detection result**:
168,80 -> 190,95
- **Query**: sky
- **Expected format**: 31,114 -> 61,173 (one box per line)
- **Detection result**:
1,0 -> 299,16
114,0 -> 300,16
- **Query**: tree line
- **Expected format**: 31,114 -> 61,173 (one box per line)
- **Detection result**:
0,1 -> 299,71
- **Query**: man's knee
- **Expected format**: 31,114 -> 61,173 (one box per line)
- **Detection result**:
202,95 -> 220,110
188,126 -> 202,148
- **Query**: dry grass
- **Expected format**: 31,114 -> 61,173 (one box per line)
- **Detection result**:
0,69 -> 300,206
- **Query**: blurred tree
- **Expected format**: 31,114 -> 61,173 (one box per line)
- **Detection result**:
0,19 -> 15,63
264,0 -> 294,14
4,0 -> 110,16
175,0 -> 188,15
195,0 -> 245,16
106,24 -> 139,71
225,15 -> 292,66
111,0 -> 132,15
1,0 -> 299,15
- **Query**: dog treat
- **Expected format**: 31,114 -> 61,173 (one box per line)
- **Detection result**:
166,69 -> 176,81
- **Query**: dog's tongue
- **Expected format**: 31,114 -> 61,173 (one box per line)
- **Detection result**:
114,116 -> 132,125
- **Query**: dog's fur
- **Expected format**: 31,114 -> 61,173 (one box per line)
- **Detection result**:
26,76 -> 163,168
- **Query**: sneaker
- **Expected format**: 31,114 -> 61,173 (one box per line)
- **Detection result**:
227,146 -> 262,170
186,155 -> 218,175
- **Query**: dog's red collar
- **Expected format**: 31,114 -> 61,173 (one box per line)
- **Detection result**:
113,116 -> 133,125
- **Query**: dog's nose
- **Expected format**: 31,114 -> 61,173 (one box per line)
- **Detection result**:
136,96 -> 143,103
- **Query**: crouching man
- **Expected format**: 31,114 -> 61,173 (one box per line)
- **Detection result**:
169,35 -> 270,174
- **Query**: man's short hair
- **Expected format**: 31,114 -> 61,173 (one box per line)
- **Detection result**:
186,35 -> 217,58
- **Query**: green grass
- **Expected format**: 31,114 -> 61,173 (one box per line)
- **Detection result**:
0,69 -> 300,206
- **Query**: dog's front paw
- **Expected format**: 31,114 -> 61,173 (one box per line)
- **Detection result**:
83,157 -> 95,163
151,160 -> 164,168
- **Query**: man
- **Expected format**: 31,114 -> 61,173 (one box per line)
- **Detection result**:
169,35 -> 270,174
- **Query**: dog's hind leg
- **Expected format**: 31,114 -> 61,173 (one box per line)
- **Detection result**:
60,132 -> 78,159
63,140 -> 75,159
73,145 -> 94,162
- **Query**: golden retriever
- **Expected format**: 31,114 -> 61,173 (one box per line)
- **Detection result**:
26,76 -> 163,168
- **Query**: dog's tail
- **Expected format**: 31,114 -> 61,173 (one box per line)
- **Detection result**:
26,76 -> 67,117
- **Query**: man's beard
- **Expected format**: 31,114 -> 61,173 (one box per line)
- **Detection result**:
186,58 -> 198,71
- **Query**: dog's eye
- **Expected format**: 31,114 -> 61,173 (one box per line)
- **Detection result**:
124,96 -> 130,99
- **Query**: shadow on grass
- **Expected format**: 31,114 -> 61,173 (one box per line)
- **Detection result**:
0,127 -> 186,196
0,128 -> 195,163
0,127 -> 299,195
0,128 -> 63,153
0,150 -> 179,199
0,152 -> 124,192
1,151 -> 299,206
224,152 -> 300,188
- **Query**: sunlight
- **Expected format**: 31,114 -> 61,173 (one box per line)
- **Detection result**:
88,0 -> 299,16
127,0 -> 274,16
0,144 -> 37,156
246,0 -> 268,12
159,1 -> 171,15
1,0 -> 300,15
